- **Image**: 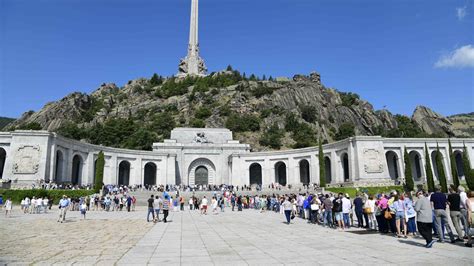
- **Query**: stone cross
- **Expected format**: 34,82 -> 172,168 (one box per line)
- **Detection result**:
178,0 -> 207,77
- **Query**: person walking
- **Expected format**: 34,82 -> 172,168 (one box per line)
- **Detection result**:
415,191 -> 436,248
147,195 -> 155,222
162,195 -> 170,223
201,196 -> 208,215
282,197 -> 292,224
58,195 -> 70,223
153,196 -> 161,222
4,198 -> 12,217
431,186 -> 456,243
447,186 -> 464,241
80,200 -> 87,220
464,191 -> 474,248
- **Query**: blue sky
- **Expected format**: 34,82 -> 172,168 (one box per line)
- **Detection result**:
1,0 -> 473,118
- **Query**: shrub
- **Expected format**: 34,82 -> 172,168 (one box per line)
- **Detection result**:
225,113 -> 261,132
300,105 -> 318,123
425,143 -> 435,192
448,139 -> 460,189
94,151 -> 105,192
404,147 -> 414,192
435,144 -> 448,193
259,123 -> 284,149
190,118 -> 206,128
195,107 -> 212,119
0,189 -> 94,204
16,122 -> 42,130
339,92 -> 359,107
335,123 -> 355,141
252,83 -> 274,98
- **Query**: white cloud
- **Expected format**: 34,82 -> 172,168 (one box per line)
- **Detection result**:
456,6 -> 467,20
434,45 -> 474,68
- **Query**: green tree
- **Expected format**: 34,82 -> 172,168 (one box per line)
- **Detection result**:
435,144 -> 448,193
124,128 -> 157,150
225,113 -> 260,132
335,123 -> 355,141
195,106 -> 212,119
319,139 -> 326,187
226,65 -> 233,71
259,123 -> 283,149
300,105 -> 318,123
150,73 -> 163,86
56,122 -> 87,140
291,123 -> 317,148
448,139 -> 460,189
16,122 -> 42,130
94,151 -> 105,192
462,144 -> 474,190
425,143 -> 435,192
190,118 -> 205,128
404,147 -> 414,192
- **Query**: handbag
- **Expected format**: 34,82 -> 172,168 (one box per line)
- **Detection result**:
363,207 -> 372,214
310,204 -> 319,211
384,208 -> 393,220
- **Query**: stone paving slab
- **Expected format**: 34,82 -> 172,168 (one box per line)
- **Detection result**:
0,207 -> 473,265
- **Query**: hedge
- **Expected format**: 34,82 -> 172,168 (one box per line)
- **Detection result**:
0,189 -> 94,204
326,186 -> 403,198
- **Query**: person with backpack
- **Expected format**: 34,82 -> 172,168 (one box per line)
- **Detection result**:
333,193 -> 344,231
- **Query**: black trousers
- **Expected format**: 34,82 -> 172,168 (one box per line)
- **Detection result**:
163,210 -> 169,223
417,221 -> 433,244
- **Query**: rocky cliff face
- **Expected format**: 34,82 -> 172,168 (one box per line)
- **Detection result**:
5,71 -> 470,150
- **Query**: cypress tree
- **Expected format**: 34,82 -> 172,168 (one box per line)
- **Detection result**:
425,143 -> 435,192
319,139 -> 326,187
404,147 -> 414,192
463,144 -> 474,190
448,139 -> 460,189
94,151 -> 105,193
436,144 -> 448,193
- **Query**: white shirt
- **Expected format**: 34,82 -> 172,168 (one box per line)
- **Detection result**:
460,191 -> 468,209
201,198 -> 208,206
342,197 -> 352,213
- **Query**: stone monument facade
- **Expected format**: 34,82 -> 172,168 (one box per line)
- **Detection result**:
178,0 -> 207,77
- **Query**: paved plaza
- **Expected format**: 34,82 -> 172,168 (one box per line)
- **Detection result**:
0,207 -> 473,265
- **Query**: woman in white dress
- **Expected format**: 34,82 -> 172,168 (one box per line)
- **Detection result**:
211,197 -> 218,214
4,198 -> 12,217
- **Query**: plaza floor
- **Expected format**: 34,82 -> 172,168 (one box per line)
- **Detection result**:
0,207 -> 473,265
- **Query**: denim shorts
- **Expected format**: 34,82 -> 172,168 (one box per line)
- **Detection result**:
395,211 -> 405,220
335,212 -> 343,221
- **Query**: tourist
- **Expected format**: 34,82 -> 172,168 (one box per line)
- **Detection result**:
322,194 -> 333,228
80,200 -> 87,220
393,194 -> 407,238
43,197 -> 49,213
342,193 -> 352,228
132,196 -> 137,211
458,186 -> 470,238
414,190 -> 436,248
465,191 -> 474,248
180,196 -> 185,211
333,193 -> 344,230
447,186 -> 464,241
58,195 -> 70,223
147,195 -> 155,222
431,186 -> 456,243
404,193 -> 416,236
189,197 -> 194,210
282,196 -> 292,224
237,196 -> 243,211
310,197 -> 321,224
154,196 -> 161,222
20,198 -> 25,213
211,197 -> 218,214
353,194 -> 364,228
219,196 -> 225,212
162,195 -> 170,223
126,196 -> 132,212
365,195 -> 377,230
376,194 -> 389,233
201,196 -> 208,215
231,195 -> 236,211
4,198 -> 12,217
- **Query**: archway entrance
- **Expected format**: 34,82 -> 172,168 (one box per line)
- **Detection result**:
118,161 -> 131,186
195,166 -> 208,186
409,151 -> 423,181
249,163 -> 262,186
385,151 -> 399,180
55,150 -> 64,183
454,151 -> 465,179
325,157 -> 332,184
144,162 -> 157,186
275,161 -> 287,186
431,151 -> 443,180
299,159 -> 310,185
342,153 -> 349,182
71,155 -> 83,185
0,148 -> 6,179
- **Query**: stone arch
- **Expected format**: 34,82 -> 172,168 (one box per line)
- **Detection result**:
188,158 -> 216,186
144,162 -> 157,186
55,150 -> 65,183
118,160 -> 131,186
249,163 -> 262,186
385,151 -> 399,180
71,154 -> 84,185
341,153 -> 349,182
324,156 -> 332,184
409,150 -> 423,181
431,150 -> 444,180
0,147 -> 6,179
274,161 -> 287,186
453,150 -> 465,179
299,159 -> 310,185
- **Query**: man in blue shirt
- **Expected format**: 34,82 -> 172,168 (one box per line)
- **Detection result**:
58,195 -> 70,223
430,186 -> 455,243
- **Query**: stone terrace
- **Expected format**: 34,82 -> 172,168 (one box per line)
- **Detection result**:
0,207 -> 472,265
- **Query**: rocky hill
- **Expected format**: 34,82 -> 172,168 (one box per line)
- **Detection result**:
4,69 -> 471,151
0,117 -> 15,130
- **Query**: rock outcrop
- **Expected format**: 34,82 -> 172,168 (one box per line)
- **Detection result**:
412,106 -> 455,137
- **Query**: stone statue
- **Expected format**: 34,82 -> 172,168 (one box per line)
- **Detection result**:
193,132 -> 210,143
